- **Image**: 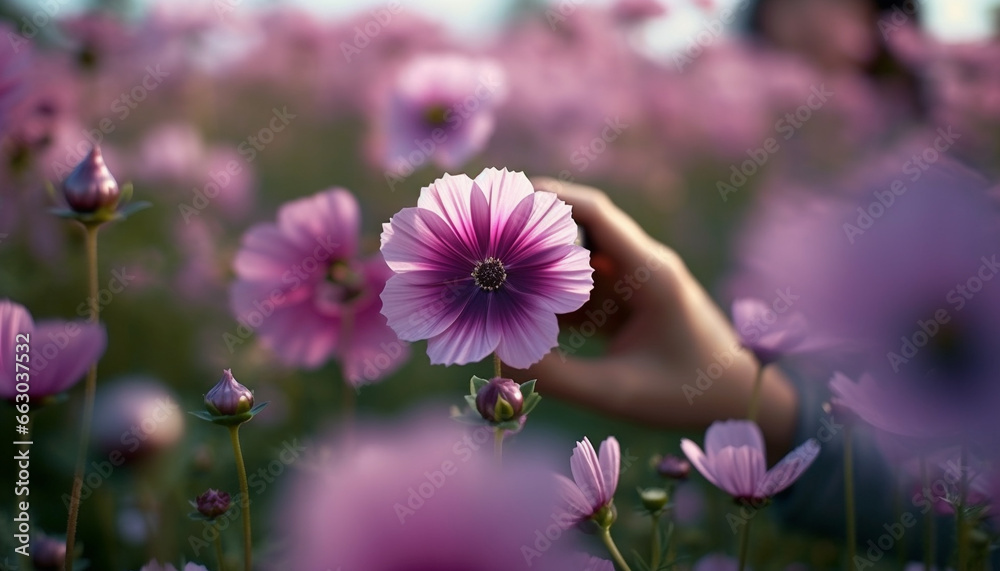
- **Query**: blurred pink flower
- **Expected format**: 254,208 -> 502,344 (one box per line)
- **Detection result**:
138,562 -> 208,571
231,188 -> 407,386
276,415 -> 585,570
0,300 -> 106,401
375,53 -> 507,175
557,436 -> 620,522
380,168 -> 593,368
681,420 -> 819,501
731,297 -> 808,365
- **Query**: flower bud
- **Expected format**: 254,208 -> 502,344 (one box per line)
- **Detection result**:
193,488 -> 231,520
31,534 -> 67,571
62,145 -> 119,213
656,454 -> 691,480
475,377 -> 524,422
205,369 -> 254,416
638,487 -> 669,513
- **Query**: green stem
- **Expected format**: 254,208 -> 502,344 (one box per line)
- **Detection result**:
650,513 -> 662,571
493,352 -> 502,378
494,427 -> 504,467
845,423 -> 857,571
214,522 -> 226,571
957,445 -> 968,571
600,526 -> 633,571
666,501 -> 678,568
921,455 -> 934,571
737,517 -> 752,571
64,224 -> 101,571
746,365 -> 765,422
228,425 -> 252,571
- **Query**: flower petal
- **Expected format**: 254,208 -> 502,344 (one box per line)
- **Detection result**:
472,168 -> 535,244
555,474 -> 594,521
29,320 -> 106,398
276,188 -> 359,258
759,439 -> 820,497
507,244 -> 593,314
0,300 -> 34,394
570,437 -> 605,511
710,446 -> 765,498
598,437 -> 621,504
681,438 -> 720,489
415,173 -> 485,254
232,224 -> 310,284
705,420 -> 765,458
489,293 -> 559,369
425,289 -> 500,366
380,207 -> 477,274
379,274 -> 473,342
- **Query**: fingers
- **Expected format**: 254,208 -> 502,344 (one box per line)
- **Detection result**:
531,177 -> 676,275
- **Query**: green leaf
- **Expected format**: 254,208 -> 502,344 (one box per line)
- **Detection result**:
248,401 -> 270,416
519,379 -> 537,396
464,394 -> 478,409
470,375 -> 490,394
188,410 -> 215,422
520,393 -> 542,416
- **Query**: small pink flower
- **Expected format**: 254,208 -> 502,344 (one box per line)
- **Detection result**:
681,420 -> 819,501
377,54 -> 507,174
231,188 -> 407,386
0,300 -> 106,401
557,436 -> 620,522
731,297 -> 808,365
380,168 -> 593,368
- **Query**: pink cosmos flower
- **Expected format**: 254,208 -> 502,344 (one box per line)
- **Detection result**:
0,300 -> 106,401
376,54 -> 507,175
276,415 -> 585,570
230,188 -> 408,386
731,297 -> 809,365
557,436 -> 621,522
681,420 -> 819,501
380,168 -> 593,368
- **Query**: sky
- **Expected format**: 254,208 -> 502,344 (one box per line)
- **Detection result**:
9,0 -> 1000,52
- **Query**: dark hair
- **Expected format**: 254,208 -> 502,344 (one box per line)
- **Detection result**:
743,0 -> 927,118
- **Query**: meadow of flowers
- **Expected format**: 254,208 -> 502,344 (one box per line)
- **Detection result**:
1,0 -> 999,570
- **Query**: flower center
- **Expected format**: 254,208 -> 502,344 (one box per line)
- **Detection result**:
423,104 -> 449,127
472,257 -> 506,291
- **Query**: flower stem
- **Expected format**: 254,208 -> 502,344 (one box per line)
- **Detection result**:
228,425 -> 252,571
650,513 -> 662,570
600,526 -> 633,571
920,455 -> 934,571
64,224 -> 101,571
746,365 -> 765,422
844,423 -> 856,571
214,522 -> 226,571
957,445 -> 968,571
493,352 -> 502,378
494,426 -> 504,467
737,518 -> 752,571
